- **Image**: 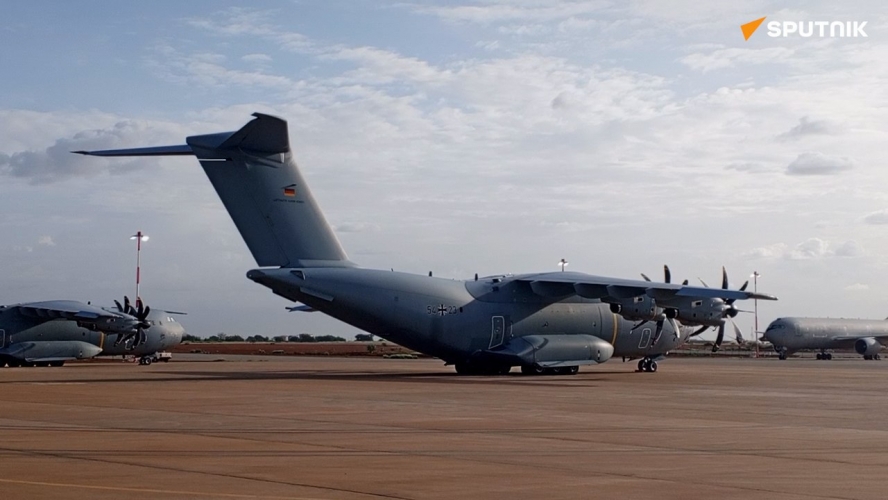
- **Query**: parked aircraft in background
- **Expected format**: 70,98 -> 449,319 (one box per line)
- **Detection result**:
76,113 -> 776,375
0,298 -> 185,367
763,317 -> 888,360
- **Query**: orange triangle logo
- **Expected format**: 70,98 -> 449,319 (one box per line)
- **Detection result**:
741,17 -> 766,40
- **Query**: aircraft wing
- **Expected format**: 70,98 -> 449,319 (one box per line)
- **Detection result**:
516,272 -> 777,301
8,300 -> 129,323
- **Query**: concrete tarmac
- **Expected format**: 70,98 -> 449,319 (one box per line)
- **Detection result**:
1,355 -> 886,500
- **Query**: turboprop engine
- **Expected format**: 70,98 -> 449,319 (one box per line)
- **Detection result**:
606,295 -> 661,322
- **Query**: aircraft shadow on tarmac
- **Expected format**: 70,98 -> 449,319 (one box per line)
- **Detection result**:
0,366 -> 629,387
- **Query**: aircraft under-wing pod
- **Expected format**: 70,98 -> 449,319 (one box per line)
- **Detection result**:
76,113 -> 775,375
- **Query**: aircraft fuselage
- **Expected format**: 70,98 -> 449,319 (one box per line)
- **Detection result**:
764,317 -> 888,358
0,306 -> 184,364
248,267 -> 687,365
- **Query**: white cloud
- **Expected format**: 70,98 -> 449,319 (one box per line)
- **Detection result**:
833,240 -> 863,258
844,283 -> 870,291
333,223 -> 380,233
743,243 -> 788,260
777,116 -> 843,141
785,152 -> 854,176
679,47 -> 795,73
725,162 -> 771,174
789,238 -> 829,259
413,2 -> 609,24
241,53 -> 272,64
863,210 -> 888,225
37,236 -> 55,247
149,48 -> 293,89
745,239 -> 864,260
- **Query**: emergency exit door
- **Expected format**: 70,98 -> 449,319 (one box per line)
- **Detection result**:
490,316 -> 506,348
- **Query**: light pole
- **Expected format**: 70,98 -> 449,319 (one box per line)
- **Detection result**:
130,231 -> 149,307
751,271 -> 760,358
558,259 -> 568,272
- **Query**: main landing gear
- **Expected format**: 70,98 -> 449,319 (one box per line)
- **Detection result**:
519,365 -> 579,376
453,362 -> 580,376
816,350 -> 833,360
863,354 -> 881,361
454,362 -> 510,375
636,357 -> 658,373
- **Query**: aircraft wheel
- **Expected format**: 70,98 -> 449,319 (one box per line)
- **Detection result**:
778,353 -> 787,360
49,361 -> 65,367
648,361 -> 658,373
816,353 -> 822,360
875,354 -> 881,361
637,360 -> 645,372
567,366 -> 579,375
864,355 -> 872,361
142,357 -> 152,366
826,353 -> 833,360
520,364 -> 545,376
35,362 -> 49,367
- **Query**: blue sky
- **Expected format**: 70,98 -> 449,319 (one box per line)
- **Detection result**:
1,1 -> 887,340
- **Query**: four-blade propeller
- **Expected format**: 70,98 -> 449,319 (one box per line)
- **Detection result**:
638,265 -> 682,346
689,267 -> 750,352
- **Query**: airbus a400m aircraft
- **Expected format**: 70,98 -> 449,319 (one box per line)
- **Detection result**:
0,297 -> 184,367
77,113 -> 775,375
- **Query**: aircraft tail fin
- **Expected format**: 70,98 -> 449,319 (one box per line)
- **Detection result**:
77,113 -> 353,269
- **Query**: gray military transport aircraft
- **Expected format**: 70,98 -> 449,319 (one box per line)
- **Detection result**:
76,113 -> 776,375
763,317 -> 888,360
0,297 -> 185,367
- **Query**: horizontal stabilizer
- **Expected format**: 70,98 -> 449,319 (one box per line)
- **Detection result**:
73,145 -> 194,157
